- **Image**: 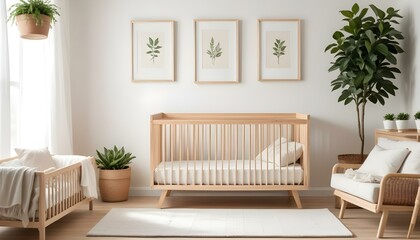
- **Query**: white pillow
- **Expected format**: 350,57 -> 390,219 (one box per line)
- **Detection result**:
378,137 -> 420,151
256,141 -> 303,167
255,137 -> 286,160
400,149 -> 420,174
377,138 -> 420,174
358,145 -> 410,177
15,147 -> 56,171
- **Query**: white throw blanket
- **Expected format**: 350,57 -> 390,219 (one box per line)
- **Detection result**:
0,167 -> 38,227
52,155 -> 98,199
344,168 -> 382,183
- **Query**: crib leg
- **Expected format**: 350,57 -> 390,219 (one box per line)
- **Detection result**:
38,227 -> 46,240
158,190 -> 171,208
89,199 -> 93,211
290,190 -> 302,209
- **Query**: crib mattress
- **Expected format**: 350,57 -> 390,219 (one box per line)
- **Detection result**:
154,160 -> 303,185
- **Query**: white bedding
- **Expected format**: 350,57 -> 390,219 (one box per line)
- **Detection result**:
0,155 -> 97,223
154,160 -> 303,185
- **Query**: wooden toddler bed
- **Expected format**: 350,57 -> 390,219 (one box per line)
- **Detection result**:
0,156 -> 96,240
150,113 -> 310,208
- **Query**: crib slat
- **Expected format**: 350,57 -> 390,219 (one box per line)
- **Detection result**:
242,124 -> 245,185
235,124 -> 238,185
214,124 -> 218,186
193,124 -> 196,185
248,124 -> 251,185
171,124 -> 174,185
179,124 -> 182,185
286,126 -> 289,185
208,124 -> 211,185
272,124 -> 275,185
186,124 -> 189,185
279,124 -> 282,185
163,124 -> 166,185
266,124 -> 269,185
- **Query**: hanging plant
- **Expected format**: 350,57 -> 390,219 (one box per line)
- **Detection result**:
8,0 -> 60,40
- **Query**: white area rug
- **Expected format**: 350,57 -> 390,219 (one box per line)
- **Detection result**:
87,208 -> 352,237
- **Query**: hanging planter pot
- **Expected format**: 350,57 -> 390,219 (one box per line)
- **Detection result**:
8,0 -> 59,40
16,14 -> 51,40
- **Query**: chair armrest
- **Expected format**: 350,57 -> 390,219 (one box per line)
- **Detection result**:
332,163 -> 362,174
377,173 -> 420,207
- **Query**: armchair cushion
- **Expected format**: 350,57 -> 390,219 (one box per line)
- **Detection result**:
331,173 -> 381,203
378,137 -> 420,174
357,145 -> 409,177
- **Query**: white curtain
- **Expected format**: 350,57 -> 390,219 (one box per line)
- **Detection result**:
48,0 -> 73,154
0,0 -> 11,158
5,0 -> 73,155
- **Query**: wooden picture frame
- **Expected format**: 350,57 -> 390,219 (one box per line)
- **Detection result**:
258,19 -> 301,81
131,20 -> 175,82
194,19 -> 239,83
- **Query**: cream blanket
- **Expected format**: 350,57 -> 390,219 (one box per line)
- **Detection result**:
52,155 -> 98,199
344,168 -> 382,183
0,167 -> 38,227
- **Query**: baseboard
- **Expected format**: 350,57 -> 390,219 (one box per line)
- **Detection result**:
129,187 -> 334,197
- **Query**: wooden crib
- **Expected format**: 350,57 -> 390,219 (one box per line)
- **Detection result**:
0,156 -> 95,240
150,113 -> 310,208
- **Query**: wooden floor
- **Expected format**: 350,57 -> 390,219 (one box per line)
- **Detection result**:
0,196 -> 418,239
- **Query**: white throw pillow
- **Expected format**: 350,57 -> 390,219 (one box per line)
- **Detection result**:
400,149 -> 420,174
358,145 -> 410,177
15,147 -> 56,171
256,140 -> 303,167
377,137 -> 420,174
255,137 -> 286,160
378,137 -> 420,151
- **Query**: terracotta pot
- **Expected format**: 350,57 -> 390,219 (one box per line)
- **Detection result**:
16,14 -> 51,40
99,167 -> 131,202
383,120 -> 396,131
396,120 -> 409,133
338,154 -> 368,164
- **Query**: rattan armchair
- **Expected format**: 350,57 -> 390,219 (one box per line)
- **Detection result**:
332,163 -> 420,238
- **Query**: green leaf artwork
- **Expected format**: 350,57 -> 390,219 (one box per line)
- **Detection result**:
146,37 -> 162,64
206,37 -> 223,65
273,39 -> 286,64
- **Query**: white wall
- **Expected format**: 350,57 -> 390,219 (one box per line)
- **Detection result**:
69,0 -> 411,195
399,0 -> 420,116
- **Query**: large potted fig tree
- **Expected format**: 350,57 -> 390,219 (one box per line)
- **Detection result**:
325,3 -> 404,162
96,146 -> 136,202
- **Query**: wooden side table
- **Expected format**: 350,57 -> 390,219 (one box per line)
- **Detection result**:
375,129 -> 420,142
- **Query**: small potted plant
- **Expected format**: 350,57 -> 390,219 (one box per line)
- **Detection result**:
396,113 -> 410,133
383,113 -> 396,131
8,0 -> 60,40
96,146 -> 136,202
415,111 -> 420,133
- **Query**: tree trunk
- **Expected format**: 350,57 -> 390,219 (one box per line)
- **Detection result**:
356,102 -> 366,157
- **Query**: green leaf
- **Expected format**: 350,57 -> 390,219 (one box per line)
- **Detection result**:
375,43 -> 388,56
352,3 -> 359,14
386,54 -> 397,64
155,38 -> 159,46
333,31 -> 344,40
370,4 -> 385,19
365,41 -> 371,53
340,10 -> 353,18
344,98 -> 353,105
379,21 -> 384,34
325,43 -> 336,52
365,30 -> 376,43
148,37 -> 153,45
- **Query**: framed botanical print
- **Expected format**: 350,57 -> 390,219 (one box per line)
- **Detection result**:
194,19 -> 239,83
258,19 -> 301,81
131,20 -> 175,82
